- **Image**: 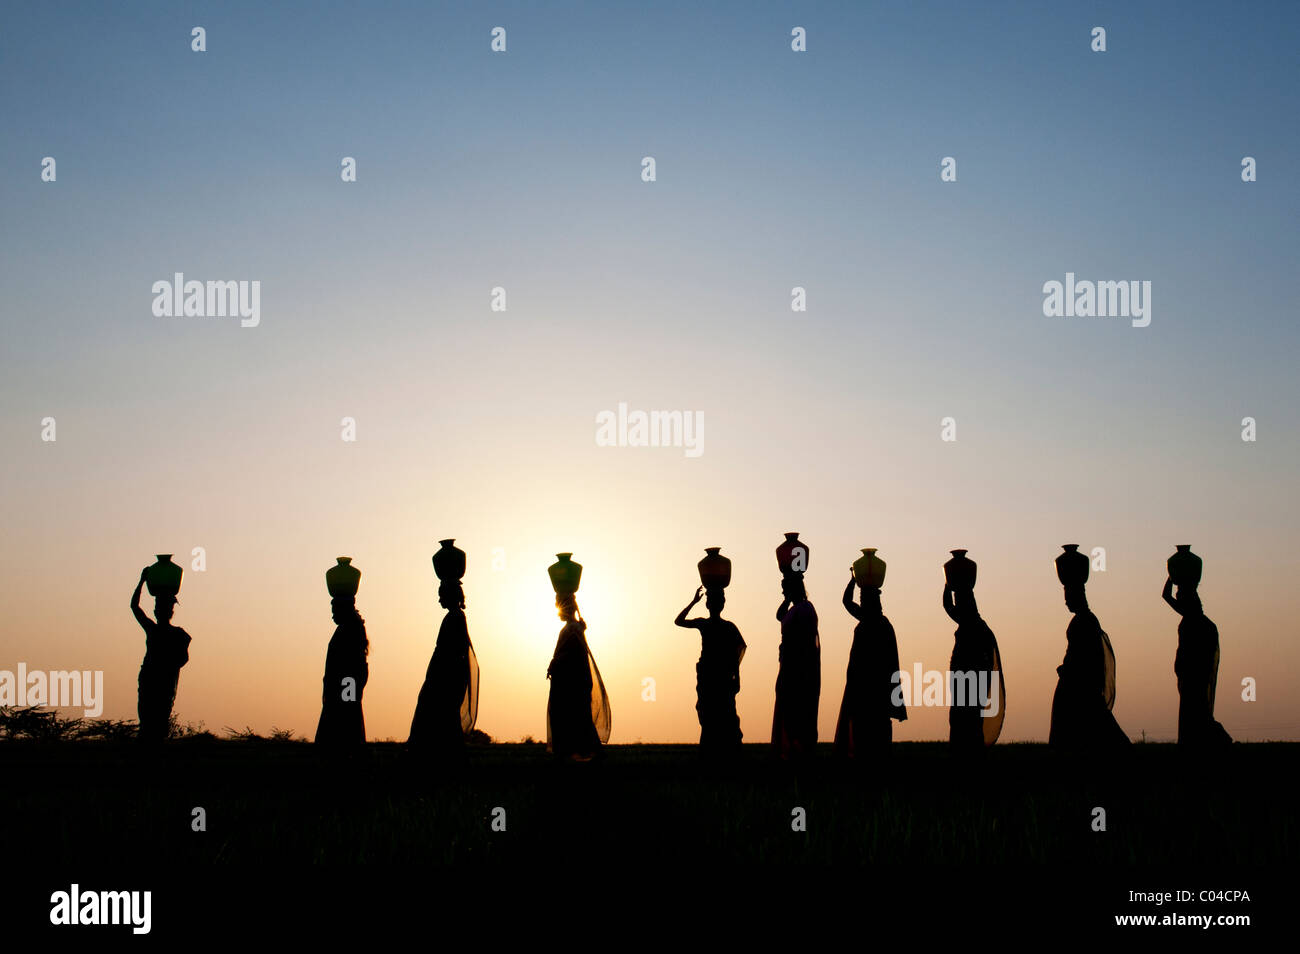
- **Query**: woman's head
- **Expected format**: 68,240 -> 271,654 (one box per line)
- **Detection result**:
154,596 -> 176,624
781,573 -> 806,603
950,586 -> 979,620
439,581 -> 465,610
556,592 -> 578,621
705,588 -> 725,615
330,596 -> 368,653
1175,585 -> 1203,616
331,595 -> 358,625
860,586 -> 882,617
1063,583 -> 1088,613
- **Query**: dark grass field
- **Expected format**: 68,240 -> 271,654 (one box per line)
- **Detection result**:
2,740 -> 1294,867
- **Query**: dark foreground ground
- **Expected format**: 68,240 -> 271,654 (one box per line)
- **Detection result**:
2,740 -> 1293,865
2,741 -> 1293,936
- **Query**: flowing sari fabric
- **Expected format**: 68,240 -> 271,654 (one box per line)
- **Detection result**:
1176,613 -> 1232,747
949,618 -> 1003,748
982,634 -> 1006,746
833,615 -> 906,757
694,617 -> 746,747
772,600 -> 820,758
1099,627 -> 1117,711
1048,611 -> 1128,747
588,649 -> 611,744
316,618 -> 368,746
137,622 -> 191,742
547,620 -> 611,756
462,640 -> 480,734
1209,645 -> 1219,712
409,609 -> 477,747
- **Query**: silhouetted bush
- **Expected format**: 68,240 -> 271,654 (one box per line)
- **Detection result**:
0,707 -> 299,743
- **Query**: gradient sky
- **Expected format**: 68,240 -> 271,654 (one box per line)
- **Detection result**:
2,1 -> 1298,743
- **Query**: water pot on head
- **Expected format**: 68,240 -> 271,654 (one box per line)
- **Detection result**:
326,557 -> 361,597
697,547 -> 732,589
853,548 -> 887,589
548,553 -> 582,594
776,532 -> 809,575
944,549 -> 977,590
1167,545 -> 1202,588
145,554 -> 184,598
1055,544 -> 1089,587
433,539 -> 466,582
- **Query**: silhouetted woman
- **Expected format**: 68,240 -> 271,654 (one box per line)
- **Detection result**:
547,592 -> 611,760
834,571 -> 906,757
943,550 -> 1004,751
676,585 -> 746,749
409,580 -> 479,753
772,574 -> 820,759
130,567 -> 191,743
1163,576 -> 1232,748
316,596 -> 369,746
1049,545 -> 1129,748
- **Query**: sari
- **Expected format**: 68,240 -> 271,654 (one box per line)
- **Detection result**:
1175,613 -> 1232,747
772,600 -> 820,758
694,617 -> 746,748
834,614 -> 906,757
1049,610 -> 1129,747
546,620 -> 611,757
409,608 -> 480,748
948,617 -> 1004,748
316,616 -> 368,746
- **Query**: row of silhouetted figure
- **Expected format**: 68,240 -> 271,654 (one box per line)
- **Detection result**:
128,536 -> 1232,758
